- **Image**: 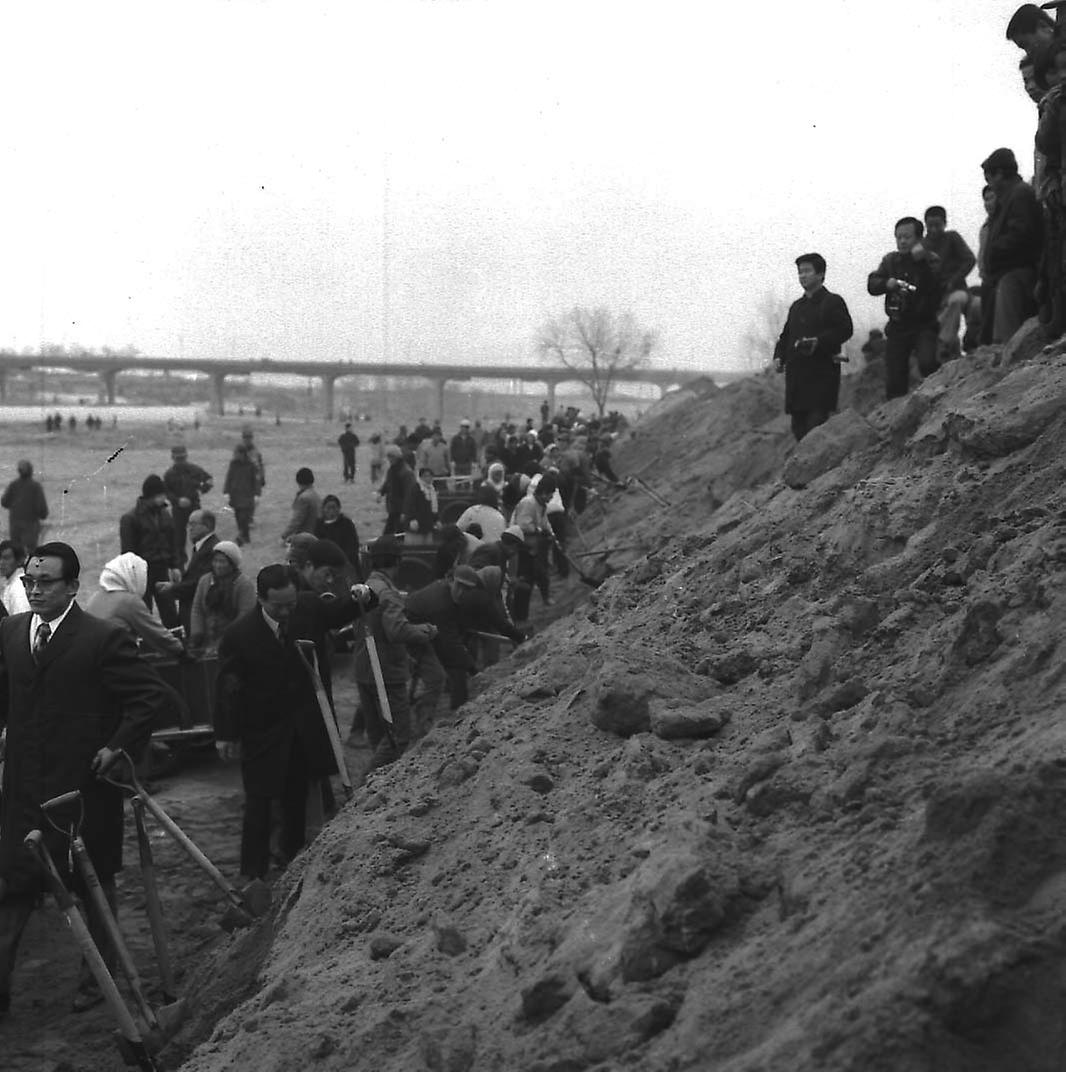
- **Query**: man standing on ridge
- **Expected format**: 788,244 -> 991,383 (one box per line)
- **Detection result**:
922,206 -> 976,361
772,253 -> 854,441
868,217 -> 942,400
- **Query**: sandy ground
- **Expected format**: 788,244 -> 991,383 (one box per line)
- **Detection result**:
0,411 -> 581,1072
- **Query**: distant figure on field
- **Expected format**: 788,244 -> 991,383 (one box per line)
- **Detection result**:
240,426 -> 266,489
223,444 -> 261,546
163,445 -> 213,567
868,218 -> 941,400
338,423 -> 360,484
1,462 -> 48,555
772,252 -> 854,440
280,468 -> 321,542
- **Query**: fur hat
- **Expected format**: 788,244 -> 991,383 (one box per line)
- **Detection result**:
142,474 -> 165,498
212,541 -> 242,568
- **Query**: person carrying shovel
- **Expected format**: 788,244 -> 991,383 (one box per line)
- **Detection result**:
0,542 -> 170,1019
354,536 -> 438,766
213,564 -> 377,883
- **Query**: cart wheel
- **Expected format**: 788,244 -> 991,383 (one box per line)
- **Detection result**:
439,499 -> 474,526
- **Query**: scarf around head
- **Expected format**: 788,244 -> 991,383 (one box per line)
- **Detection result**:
100,552 -> 148,597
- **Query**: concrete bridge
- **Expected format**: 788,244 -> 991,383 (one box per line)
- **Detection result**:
0,353 -> 737,421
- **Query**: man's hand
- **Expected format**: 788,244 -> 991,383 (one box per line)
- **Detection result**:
155,581 -> 175,595
91,746 -> 119,776
886,278 -> 899,291
351,583 -> 372,603
178,497 -> 192,509
216,740 -> 241,761
168,569 -> 182,583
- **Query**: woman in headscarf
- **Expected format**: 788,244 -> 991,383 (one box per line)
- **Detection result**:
189,541 -> 257,654
85,551 -> 185,656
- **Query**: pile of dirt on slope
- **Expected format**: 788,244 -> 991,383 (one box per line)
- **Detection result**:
168,344 -> 1066,1072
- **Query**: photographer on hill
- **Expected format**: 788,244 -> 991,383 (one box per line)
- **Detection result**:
867,217 -> 942,400
772,253 -> 854,442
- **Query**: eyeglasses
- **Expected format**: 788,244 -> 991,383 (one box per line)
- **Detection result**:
20,575 -> 66,591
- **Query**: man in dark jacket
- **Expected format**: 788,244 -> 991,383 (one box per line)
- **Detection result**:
923,206 -> 977,360
355,536 -> 438,765
337,424 -> 360,484
223,444 -> 261,546
0,542 -> 169,1017
449,420 -> 479,476
1,461 -> 48,555
280,468 -> 322,543
773,252 -> 854,440
213,565 -> 376,880
119,475 -> 179,621
378,445 -> 417,535
868,217 -> 943,400
153,508 -> 220,632
163,445 -> 213,567
314,495 -> 361,577
982,147 -> 1043,343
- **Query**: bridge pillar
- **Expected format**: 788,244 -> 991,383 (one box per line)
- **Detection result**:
432,378 -> 447,425
0,370 -> 6,404
210,372 -> 227,416
322,375 -> 337,421
99,369 -> 118,404
546,382 -> 557,416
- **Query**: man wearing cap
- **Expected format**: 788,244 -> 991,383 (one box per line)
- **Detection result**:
0,541 -> 170,1017
280,468 -> 322,543
378,445 -> 417,535
120,476 -> 180,621
355,536 -> 438,763
450,420 -> 479,477
337,423 -> 360,484
163,446 -> 213,568
982,147 -> 1043,343
1006,4 -> 1056,58
1,461 -> 48,556
214,564 -> 377,880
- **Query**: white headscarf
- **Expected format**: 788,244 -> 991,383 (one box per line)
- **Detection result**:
99,552 -> 148,597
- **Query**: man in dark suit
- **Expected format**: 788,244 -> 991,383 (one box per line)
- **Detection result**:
153,508 -> 220,632
213,564 -> 377,881
0,542 -> 169,1019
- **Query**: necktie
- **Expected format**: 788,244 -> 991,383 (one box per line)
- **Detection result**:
33,622 -> 51,659
277,621 -> 287,647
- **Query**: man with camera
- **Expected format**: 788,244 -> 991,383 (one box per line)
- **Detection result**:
772,253 -> 854,442
868,217 -> 942,400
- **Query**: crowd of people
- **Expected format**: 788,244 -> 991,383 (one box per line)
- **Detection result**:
0,404 -> 628,1020
774,4 -> 1064,442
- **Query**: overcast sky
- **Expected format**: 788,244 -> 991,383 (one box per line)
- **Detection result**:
0,1 -> 1037,373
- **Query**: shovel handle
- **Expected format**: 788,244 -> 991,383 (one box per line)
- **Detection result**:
70,836 -> 159,1033
133,799 -> 177,1000
294,642 -> 353,800
24,831 -> 155,1065
41,790 -> 82,812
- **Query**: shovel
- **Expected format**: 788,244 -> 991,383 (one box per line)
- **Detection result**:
294,639 -> 353,801
546,531 -> 603,588
24,829 -> 160,1072
354,591 -> 398,751
103,751 -> 270,930
133,798 -> 178,1003
41,792 -> 186,1045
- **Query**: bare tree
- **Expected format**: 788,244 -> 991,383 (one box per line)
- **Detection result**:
536,307 -> 656,416
738,291 -> 792,371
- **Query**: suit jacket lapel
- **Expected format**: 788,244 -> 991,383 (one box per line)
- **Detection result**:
34,602 -> 81,670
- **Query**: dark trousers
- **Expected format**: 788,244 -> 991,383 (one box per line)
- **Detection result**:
356,679 -> 411,767
233,505 -> 254,544
547,513 -> 569,577
145,561 -> 179,628
790,409 -> 829,442
884,328 -> 938,400
171,506 -> 192,567
0,878 -> 116,1003
341,452 -> 356,482
240,742 -> 309,879
980,283 -> 995,346
383,513 -> 402,536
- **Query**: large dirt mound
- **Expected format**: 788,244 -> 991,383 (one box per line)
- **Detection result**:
170,346 -> 1066,1072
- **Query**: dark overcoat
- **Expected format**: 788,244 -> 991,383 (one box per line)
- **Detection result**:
213,591 -> 376,797
773,286 -> 854,415
0,604 -> 168,893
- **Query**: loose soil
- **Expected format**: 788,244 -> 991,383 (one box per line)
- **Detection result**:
10,338 -> 1066,1071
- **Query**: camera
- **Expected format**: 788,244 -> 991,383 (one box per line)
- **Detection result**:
895,279 -> 918,294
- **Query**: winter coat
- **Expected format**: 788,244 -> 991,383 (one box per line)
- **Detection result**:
772,286 -> 854,415
867,252 -> 941,335
84,589 -> 184,657
354,570 -> 435,683
223,457 -> 261,508
119,498 -> 178,568
0,604 -> 168,893
984,177 -> 1043,283
314,514 -> 361,571
189,571 -> 257,653
213,591 -> 376,796
163,460 -> 213,510
281,487 -> 322,540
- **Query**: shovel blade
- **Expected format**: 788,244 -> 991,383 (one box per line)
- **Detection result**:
156,996 -> 188,1036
